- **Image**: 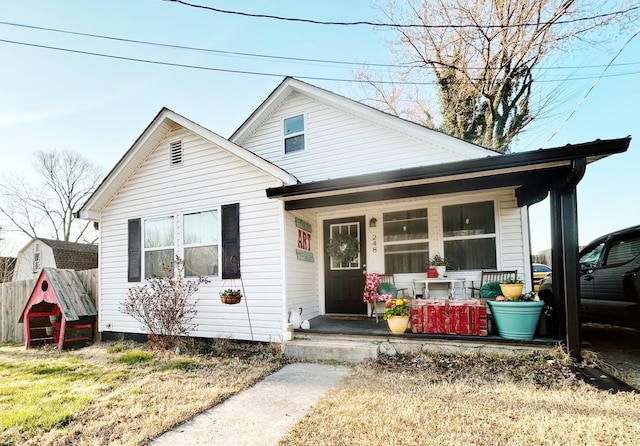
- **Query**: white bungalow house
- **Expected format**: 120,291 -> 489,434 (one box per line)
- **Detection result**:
78,77 -> 630,352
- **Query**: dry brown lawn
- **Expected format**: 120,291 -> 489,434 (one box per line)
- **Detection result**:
0,340 -> 285,446
279,350 -> 640,446
4,341 -> 640,446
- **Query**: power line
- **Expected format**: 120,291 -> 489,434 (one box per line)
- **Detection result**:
546,29 -> 640,143
1,37 -> 638,85
166,0 -> 640,30
1,20 -> 639,73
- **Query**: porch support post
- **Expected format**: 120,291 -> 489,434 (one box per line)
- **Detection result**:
560,158 -> 586,360
549,191 -> 565,340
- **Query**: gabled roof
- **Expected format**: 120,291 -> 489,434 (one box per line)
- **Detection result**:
78,108 -> 299,220
19,268 -> 97,322
19,238 -> 98,271
230,77 -> 497,159
40,239 -> 98,271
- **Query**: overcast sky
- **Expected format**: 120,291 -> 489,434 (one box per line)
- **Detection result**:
1,0 -> 638,256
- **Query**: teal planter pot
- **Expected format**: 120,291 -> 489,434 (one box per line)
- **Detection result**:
487,300 -> 544,340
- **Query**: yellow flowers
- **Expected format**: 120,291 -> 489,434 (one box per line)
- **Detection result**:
383,297 -> 410,320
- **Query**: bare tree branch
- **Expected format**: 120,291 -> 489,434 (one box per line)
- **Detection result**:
354,0 -> 636,151
0,150 -> 104,243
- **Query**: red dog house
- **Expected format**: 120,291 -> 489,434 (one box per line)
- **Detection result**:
19,268 -> 97,350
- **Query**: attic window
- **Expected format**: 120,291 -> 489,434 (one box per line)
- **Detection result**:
283,114 -> 305,154
170,141 -> 183,166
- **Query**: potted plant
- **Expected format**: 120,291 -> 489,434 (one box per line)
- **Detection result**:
383,298 -> 410,334
499,277 -> 524,298
429,253 -> 449,277
220,289 -> 242,305
488,291 -> 544,340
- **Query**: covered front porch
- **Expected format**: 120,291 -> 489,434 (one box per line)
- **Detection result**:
273,137 -> 632,359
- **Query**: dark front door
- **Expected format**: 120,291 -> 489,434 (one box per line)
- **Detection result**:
324,216 -> 367,314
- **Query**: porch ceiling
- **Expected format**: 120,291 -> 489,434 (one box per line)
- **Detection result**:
266,137 -> 631,210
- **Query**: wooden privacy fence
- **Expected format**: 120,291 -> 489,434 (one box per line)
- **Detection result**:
0,269 -> 98,344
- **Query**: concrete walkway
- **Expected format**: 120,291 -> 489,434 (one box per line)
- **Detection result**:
148,363 -> 350,446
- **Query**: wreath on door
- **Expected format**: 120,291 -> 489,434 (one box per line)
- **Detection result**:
326,232 -> 360,264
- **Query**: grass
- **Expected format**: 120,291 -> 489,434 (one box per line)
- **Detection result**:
3,342 -> 639,446
278,350 -> 640,446
0,340 -> 286,446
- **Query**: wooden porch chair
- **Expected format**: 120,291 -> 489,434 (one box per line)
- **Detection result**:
469,270 -> 517,298
370,275 -> 407,322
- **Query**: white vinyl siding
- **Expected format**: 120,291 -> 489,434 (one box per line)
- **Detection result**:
98,124 -> 285,342
240,92 -> 489,183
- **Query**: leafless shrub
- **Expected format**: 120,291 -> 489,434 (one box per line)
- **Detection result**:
121,256 -> 209,350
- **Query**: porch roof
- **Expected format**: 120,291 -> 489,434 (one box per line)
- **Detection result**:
268,136 -> 633,361
266,137 -> 631,210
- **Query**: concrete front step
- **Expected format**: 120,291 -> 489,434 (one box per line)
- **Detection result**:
282,338 -> 379,363
283,333 -> 554,363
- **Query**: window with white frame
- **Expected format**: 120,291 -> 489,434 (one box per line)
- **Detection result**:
442,201 -> 496,270
383,208 -> 429,274
143,216 -> 175,278
183,210 -> 218,276
143,211 -> 219,279
283,114 -> 305,154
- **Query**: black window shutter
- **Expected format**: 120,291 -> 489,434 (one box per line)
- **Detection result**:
221,203 -> 240,279
128,218 -> 141,282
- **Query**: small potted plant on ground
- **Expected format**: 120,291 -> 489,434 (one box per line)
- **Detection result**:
429,253 -> 450,277
220,289 -> 242,305
383,298 -> 410,334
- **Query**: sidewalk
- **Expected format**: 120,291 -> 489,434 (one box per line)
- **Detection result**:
148,363 -> 350,446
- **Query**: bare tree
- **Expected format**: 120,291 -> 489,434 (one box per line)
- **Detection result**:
358,0 -> 636,151
0,150 -> 104,243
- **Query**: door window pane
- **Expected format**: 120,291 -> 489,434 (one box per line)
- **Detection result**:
329,223 -> 361,270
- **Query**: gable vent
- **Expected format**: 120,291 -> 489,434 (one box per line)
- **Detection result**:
170,141 -> 183,166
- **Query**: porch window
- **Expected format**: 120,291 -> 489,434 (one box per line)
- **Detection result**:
183,210 -> 218,277
143,216 -> 175,278
383,209 -> 429,274
442,201 -> 496,270
283,114 -> 305,154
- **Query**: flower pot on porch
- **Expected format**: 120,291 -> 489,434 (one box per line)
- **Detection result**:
435,266 -> 446,277
487,300 -> 544,340
499,283 -> 524,299
387,316 -> 410,334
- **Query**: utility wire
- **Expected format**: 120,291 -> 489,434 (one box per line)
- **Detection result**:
1,20 -> 638,73
1,37 -> 638,85
545,29 -> 640,143
166,0 -> 640,29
